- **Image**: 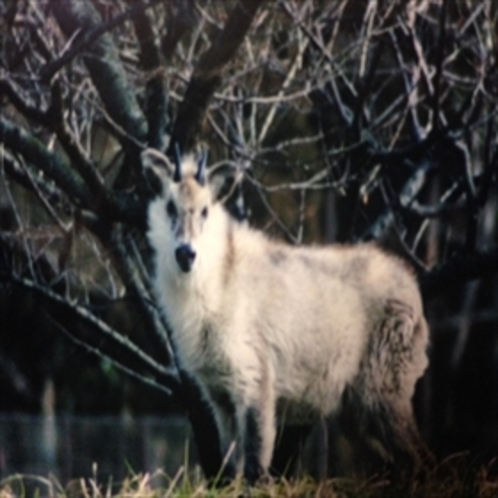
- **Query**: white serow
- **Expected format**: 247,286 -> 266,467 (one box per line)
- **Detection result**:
143,148 -> 431,482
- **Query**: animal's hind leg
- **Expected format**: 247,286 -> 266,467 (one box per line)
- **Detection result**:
345,299 -> 431,477
271,423 -> 312,478
341,388 -> 429,478
369,401 -> 428,476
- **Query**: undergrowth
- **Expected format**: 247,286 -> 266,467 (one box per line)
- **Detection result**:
1,455 -> 497,497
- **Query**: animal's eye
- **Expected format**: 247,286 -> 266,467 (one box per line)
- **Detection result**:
166,200 -> 178,218
201,207 -> 208,218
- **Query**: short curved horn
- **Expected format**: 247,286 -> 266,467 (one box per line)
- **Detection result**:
173,143 -> 182,182
195,147 -> 208,186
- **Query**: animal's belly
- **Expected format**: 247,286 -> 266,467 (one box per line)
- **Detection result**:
276,398 -> 319,425
274,358 -> 352,417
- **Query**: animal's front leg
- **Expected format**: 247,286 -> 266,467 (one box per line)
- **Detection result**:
236,396 -> 276,484
208,389 -> 239,479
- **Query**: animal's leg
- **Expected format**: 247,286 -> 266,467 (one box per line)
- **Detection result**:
208,388 -> 238,479
341,387 -> 430,478
229,367 -> 276,484
271,423 -> 312,477
373,401 -> 433,478
235,398 -> 276,484
180,373 -> 229,481
374,402 -> 428,474
345,300 -> 431,476
209,387 -> 277,483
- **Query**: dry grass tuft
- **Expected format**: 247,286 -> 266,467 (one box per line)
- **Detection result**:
1,455 -> 498,497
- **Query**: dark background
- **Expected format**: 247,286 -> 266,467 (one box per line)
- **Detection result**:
1,0 -> 497,477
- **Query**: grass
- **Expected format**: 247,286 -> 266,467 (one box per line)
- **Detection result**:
1,456 -> 498,497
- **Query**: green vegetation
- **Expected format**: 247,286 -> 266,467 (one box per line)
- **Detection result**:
1,457 -> 498,498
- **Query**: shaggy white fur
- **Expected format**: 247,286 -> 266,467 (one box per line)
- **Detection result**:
144,149 -> 430,481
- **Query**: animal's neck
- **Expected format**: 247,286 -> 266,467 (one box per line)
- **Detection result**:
159,208 -> 236,353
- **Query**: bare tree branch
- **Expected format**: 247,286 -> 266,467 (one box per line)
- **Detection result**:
108,225 -> 176,364
0,78 -> 51,126
160,0 -> 198,60
169,0 -> 266,153
2,273 -> 179,385
49,318 -> 174,396
42,0 -> 161,84
0,118 -> 92,207
48,0 -> 149,144
49,79 -> 106,195
432,0 -> 449,133
129,0 -> 169,150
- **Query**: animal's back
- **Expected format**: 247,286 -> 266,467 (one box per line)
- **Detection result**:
226,233 -> 428,421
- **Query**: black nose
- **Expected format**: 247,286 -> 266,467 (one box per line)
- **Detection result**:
175,244 -> 196,273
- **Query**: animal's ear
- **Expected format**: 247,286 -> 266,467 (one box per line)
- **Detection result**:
207,163 -> 240,202
141,149 -> 174,195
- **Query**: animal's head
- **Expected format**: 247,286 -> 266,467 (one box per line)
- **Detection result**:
143,146 -> 235,274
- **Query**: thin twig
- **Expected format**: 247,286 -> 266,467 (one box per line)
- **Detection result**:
49,318 -> 174,396
4,274 -> 177,380
41,0 -> 163,82
432,0 -> 449,132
